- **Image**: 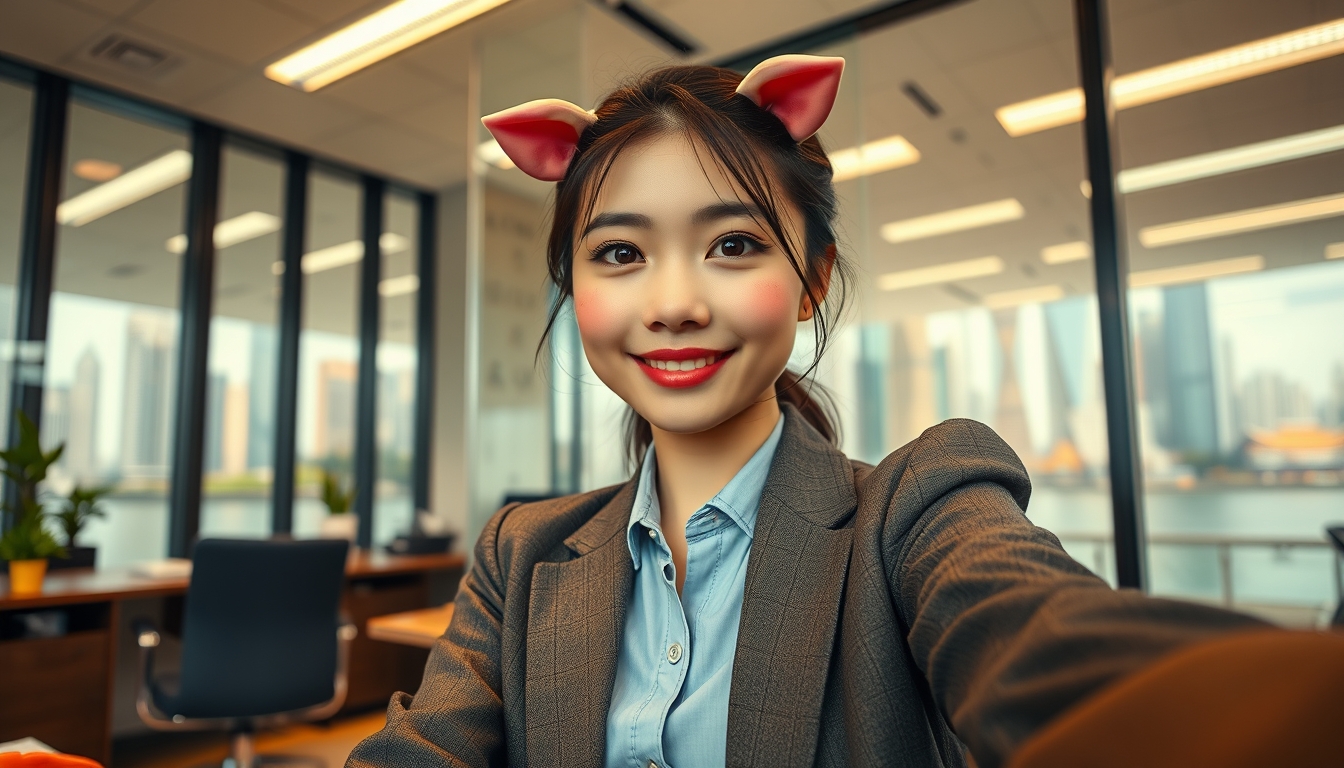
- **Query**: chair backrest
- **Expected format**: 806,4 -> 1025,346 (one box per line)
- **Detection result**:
174,538 -> 349,718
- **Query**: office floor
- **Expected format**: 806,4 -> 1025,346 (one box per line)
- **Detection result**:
111,711 -> 385,768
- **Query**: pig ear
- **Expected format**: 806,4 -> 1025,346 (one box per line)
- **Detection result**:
735,54 -> 845,142
480,98 -> 598,182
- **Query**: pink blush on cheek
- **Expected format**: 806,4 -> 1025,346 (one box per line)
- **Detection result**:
573,289 -> 615,339
743,279 -> 795,329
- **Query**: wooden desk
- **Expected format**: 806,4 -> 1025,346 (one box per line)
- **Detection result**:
367,604 -> 455,648
0,550 -> 464,765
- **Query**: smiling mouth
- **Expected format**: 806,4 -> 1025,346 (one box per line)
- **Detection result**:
632,348 -> 734,389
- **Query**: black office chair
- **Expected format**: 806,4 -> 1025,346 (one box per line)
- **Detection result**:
135,538 -> 356,768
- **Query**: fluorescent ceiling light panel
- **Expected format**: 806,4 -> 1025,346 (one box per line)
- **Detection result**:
830,135 -> 921,182
996,18 -> 1344,137
878,255 -> 1005,291
266,0 -> 514,92
1139,192 -> 1344,247
273,233 -> 412,275
1041,241 -> 1092,265
380,274 -> 420,297
165,212 -> 282,254
477,139 -> 515,170
1327,241 -> 1344,259
983,284 -> 1065,309
880,198 -> 1024,244
1119,124 -> 1344,192
57,150 -> 192,226
1130,255 -> 1264,288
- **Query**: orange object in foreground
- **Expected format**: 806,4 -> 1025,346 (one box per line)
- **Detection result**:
1008,629 -> 1344,768
0,753 -> 103,768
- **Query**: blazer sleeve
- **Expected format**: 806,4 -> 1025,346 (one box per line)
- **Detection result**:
878,419 -> 1271,768
345,504 -> 518,768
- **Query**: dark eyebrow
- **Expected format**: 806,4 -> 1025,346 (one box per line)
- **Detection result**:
582,211 -> 653,238
692,201 -> 764,225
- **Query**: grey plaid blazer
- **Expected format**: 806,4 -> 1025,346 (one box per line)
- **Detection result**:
347,406 -> 1264,768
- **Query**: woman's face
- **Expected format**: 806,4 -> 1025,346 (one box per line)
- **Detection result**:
571,132 -> 811,436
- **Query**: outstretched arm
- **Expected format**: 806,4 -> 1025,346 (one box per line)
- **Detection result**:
346,506 -> 518,768
880,420 -> 1269,768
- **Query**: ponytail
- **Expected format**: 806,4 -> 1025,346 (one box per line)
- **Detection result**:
623,369 -> 839,468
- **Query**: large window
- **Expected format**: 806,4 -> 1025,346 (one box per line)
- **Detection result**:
292,170 -> 362,538
1109,0 -> 1344,624
0,77 -> 30,449
43,100 -> 189,567
197,144 -> 284,538
375,191 -> 420,545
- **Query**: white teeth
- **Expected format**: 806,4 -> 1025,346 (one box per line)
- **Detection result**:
677,360 -> 692,371
694,358 -> 707,369
642,354 -> 722,371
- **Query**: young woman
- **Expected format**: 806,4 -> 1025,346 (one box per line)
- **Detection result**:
347,56 -> 1263,768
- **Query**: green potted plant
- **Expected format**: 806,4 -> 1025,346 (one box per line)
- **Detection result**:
0,411 -> 66,593
49,484 -> 112,570
318,469 -> 357,541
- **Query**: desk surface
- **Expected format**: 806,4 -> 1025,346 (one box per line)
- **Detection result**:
366,604 -> 455,648
0,550 -> 465,610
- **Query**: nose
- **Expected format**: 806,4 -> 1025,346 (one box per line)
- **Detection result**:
642,257 -> 710,332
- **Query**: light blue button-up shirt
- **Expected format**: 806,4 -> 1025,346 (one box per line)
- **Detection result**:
604,413 -> 785,768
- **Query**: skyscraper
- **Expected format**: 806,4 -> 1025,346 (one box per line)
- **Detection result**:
120,312 -> 176,479
205,372 -> 226,473
314,360 -> 357,460
1160,283 -> 1219,457
65,348 -> 100,481
247,324 -> 277,471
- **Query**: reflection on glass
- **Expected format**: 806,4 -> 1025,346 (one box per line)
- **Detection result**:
43,102 -> 188,566
198,145 -> 283,539
293,171 -> 361,538
1111,0 -> 1344,624
0,78 -> 31,450
375,192 -> 419,545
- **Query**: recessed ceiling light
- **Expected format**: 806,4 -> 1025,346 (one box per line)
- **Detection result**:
1119,124 -> 1344,192
877,255 -> 1005,291
266,0 -> 515,92
1139,192 -> 1344,247
57,149 -> 191,226
830,135 -> 921,182
880,198 -> 1024,244
1041,241 -> 1092,264
1327,241 -> 1344,259
1130,255 -> 1264,288
271,233 -> 412,275
996,18 -> 1344,137
72,158 -> 122,182
165,211 -> 281,254
477,139 -> 515,170
380,274 -> 420,297
983,284 -> 1065,309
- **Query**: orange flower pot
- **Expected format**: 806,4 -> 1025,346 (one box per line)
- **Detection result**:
7,558 -> 48,594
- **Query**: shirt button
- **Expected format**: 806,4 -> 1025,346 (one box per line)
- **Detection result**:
648,529 -> 657,539
668,642 -> 683,664
649,762 -> 658,768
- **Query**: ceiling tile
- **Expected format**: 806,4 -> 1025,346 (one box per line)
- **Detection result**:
57,0 -> 144,19
390,88 -> 469,143
130,0 -> 314,65
321,61 -> 457,115
193,77 -> 366,144
0,0 -> 110,66
259,0 -> 382,26
310,119 -> 453,182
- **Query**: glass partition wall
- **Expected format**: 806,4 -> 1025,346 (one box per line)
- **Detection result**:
1108,0 -> 1344,623
0,62 -> 437,562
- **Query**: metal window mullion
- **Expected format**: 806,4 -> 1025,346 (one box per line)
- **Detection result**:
271,152 -> 307,534
1073,0 -> 1147,590
354,177 -> 384,549
168,122 -> 222,558
412,192 -> 436,515
4,72 -> 67,532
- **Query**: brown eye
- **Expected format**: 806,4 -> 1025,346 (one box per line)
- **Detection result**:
711,235 -> 763,259
595,243 -> 643,266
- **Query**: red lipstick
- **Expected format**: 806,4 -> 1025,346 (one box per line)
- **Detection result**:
632,347 -> 734,389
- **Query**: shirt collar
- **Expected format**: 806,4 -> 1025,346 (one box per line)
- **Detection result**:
625,411 -> 786,567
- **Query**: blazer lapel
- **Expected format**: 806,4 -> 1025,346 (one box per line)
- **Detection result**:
525,478 -> 637,767
727,407 -> 857,768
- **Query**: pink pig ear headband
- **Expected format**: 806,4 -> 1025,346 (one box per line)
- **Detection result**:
480,54 -> 845,182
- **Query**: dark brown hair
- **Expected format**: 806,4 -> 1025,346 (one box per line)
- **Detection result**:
539,64 -> 851,463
